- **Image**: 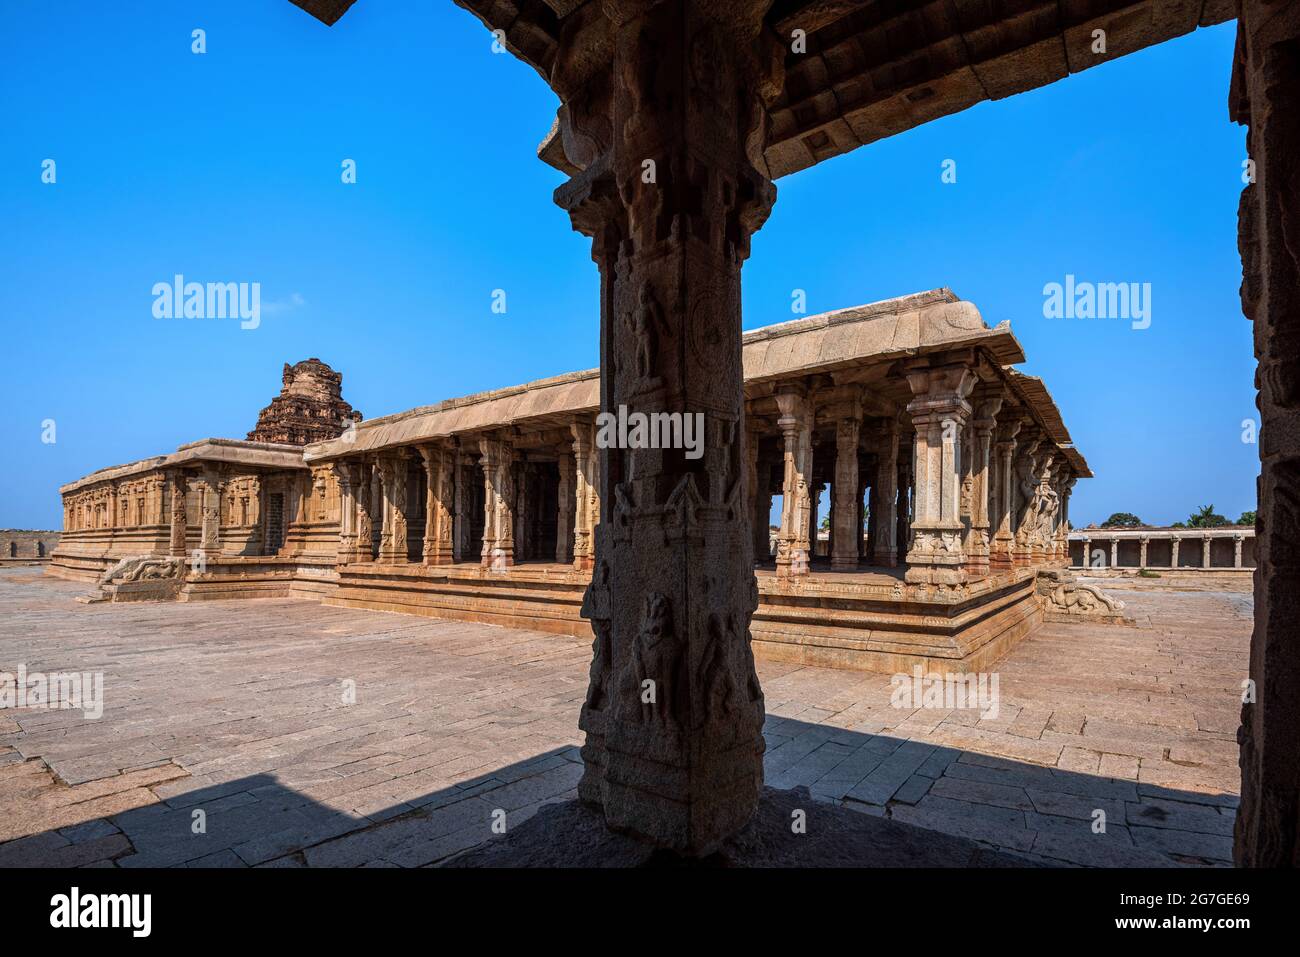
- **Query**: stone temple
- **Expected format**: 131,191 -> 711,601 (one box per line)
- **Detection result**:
31,0 -> 1299,866
52,291 -> 1097,683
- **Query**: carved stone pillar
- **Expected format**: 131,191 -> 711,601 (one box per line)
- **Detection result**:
556,449 -> 575,565
198,467 -> 222,558
1202,536 -> 1212,569
479,437 -> 515,570
559,0 -> 775,854
746,420 -> 763,562
774,389 -> 813,577
1079,536 -> 1091,569
1058,475 -> 1075,563
1171,536 -> 1181,569
1012,432 -> 1044,568
453,449 -> 473,563
872,418 -> 899,567
418,445 -> 455,565
1139,537 -> 1149,569
333,462 -> 358,565
808,481 -> 823,559
570,420 -> 598,571
896,457 -> 911,557
990,417 -> 1021,570
375,454 -> 409,564
515,460 -> 533,562
903,362 -> 977,585
1234,534 -> 1243,569
168,471 -> 188,557
966,393 -> 1002,579
831,414 -> 860,570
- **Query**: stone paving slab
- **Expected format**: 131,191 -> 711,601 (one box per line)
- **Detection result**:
0,569 -> 1248,867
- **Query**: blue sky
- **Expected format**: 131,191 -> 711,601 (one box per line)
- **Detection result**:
0,1 -> 1254,530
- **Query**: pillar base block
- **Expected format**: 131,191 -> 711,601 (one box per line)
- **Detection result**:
482,549 -> 514,571
776,545 -> 810,577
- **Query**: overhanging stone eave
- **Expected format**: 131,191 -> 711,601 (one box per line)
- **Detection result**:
60,439 -> 309,494
304,294 -> 1027,462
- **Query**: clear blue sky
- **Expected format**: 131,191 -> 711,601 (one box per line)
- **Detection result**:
0,0 -> 1254,530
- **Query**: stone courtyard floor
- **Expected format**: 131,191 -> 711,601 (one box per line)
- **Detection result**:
0,567 -> 1247,867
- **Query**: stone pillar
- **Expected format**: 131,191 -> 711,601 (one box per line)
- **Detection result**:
1171,535 -> 1180,569
556,450 -> 575,565
418,445 -> 455,565
376,453 -> 409,564
1234,2 -> 1300,864
478,437 -> 514,570
751,434 -> 773,561
775,389 -> 813,577
453,448 -> 473,563
903,362 -> 978,585
831,414 -> 861,570
808,482 -> 823,559
570,420 -> 598,571
1139,537 -> 1149,569
515,459 -> 533,562
168,471 -> 188,557
1058,475 -> 1075,563
560,0 -> 774,854
333,462 -> 358,565
1109,539 -> 1118,569
873,418 -> 900,567
1234,534 -> 1244,569
1079,536 -> 1090,569
896,458 -> 911,558
1202,535 -> 1212,569
990,418 -> 1022,570
966,394 -> 1003,579
1012,433 -> 1044,567
198,466 -> 222,558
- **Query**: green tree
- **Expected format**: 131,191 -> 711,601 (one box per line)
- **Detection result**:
1100,512 -> 1142,528
1238,510 -> 1257,526
1186,504 -> 1229,528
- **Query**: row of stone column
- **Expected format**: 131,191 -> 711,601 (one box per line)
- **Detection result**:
1078,535 -> 1248,569
332,421 -> 601,572
760,360 -> 1075,583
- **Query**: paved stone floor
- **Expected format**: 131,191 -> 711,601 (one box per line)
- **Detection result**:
0,568 -> 1247,867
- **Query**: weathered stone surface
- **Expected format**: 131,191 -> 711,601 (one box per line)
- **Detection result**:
0,572 -> 1247,867
444,786 -> 1043,868
247,358 -> 362,446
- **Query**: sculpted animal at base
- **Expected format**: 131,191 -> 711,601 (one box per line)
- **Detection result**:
99,556 -> 184,585
1037,571 -> 1125,616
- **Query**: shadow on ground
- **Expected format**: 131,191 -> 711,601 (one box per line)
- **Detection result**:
0,717 -> 1236,868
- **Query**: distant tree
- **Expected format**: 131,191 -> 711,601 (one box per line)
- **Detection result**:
1100,512 -> 1142,528
1238,510 -> 1257,526
820,515 -> 830,530
1186,504 -> 1229,528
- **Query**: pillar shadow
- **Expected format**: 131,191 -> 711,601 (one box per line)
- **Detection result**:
0,715 -> 1237,868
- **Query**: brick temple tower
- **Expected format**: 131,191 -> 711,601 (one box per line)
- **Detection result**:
247,358 -> 362,446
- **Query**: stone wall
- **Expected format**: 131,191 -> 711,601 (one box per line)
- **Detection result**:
0,530 -> 61,562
